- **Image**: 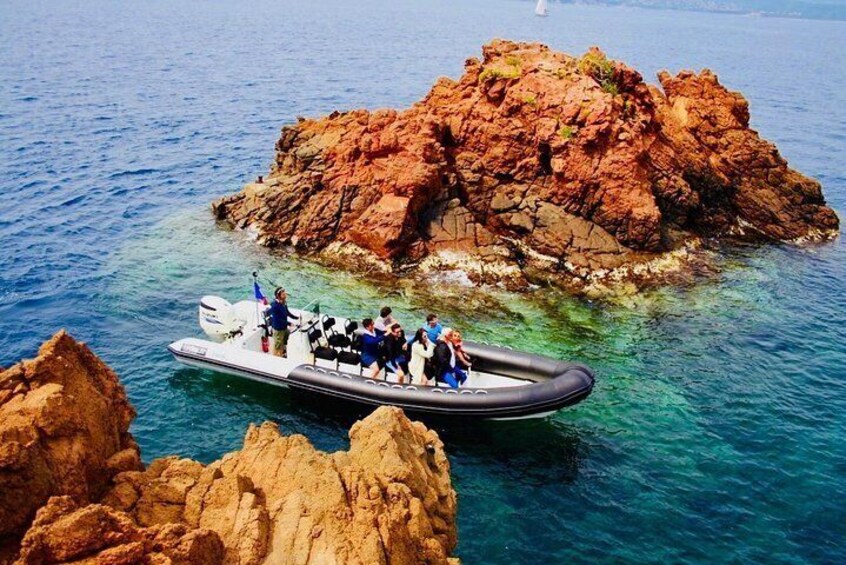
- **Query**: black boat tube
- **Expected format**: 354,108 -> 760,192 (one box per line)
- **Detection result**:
284,341 -> 594,418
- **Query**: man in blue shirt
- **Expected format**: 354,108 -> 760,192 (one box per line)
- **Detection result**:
360,318 -> 386,378
269,288 -> 298,357
423,313 -> 443,343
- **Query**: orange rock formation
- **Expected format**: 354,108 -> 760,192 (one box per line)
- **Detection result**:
1,333 -> 459,564
0,331 -> 140,543
102,412 -> 457,565
213,40 -> 838,289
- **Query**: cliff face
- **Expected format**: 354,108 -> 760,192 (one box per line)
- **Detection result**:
213,40 -> 838,289
1,333 -> 459,565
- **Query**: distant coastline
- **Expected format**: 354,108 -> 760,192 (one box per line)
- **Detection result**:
556,0 -> 846,21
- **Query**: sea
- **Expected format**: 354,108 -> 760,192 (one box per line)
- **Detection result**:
1,0 -> 844,562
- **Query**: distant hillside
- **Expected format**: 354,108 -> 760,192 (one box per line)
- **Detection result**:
564,0 -> 846,20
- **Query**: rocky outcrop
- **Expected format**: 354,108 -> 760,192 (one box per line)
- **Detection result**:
15,496 -> 224,565
1,333 -> 459,564
213,39 -> 838,291
102,408 -> 457,565
0,331 -> 140,543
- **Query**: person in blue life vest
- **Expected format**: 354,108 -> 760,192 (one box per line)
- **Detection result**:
269,287 -> 299,357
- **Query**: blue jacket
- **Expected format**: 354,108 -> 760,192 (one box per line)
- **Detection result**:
360,332 -> 385,365
269,301 -> 297,330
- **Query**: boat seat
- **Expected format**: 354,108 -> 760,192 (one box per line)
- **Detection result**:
308,329 -> 337,362
337,350 -> 360,366
323,317 -> 351,348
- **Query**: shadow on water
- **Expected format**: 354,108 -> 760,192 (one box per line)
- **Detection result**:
168,367 -> 365,433
168,366 -> 588,485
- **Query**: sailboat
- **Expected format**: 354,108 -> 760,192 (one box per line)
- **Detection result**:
535,0 -> 548,17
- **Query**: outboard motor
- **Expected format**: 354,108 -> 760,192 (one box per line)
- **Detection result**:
199,296 -> 245,342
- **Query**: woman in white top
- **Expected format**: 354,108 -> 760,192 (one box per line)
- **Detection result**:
408,329 -> 434,385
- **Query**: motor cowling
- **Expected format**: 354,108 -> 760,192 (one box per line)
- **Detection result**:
199,296 -> 245,342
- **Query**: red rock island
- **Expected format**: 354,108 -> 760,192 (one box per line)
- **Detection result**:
213,40 -> 839,291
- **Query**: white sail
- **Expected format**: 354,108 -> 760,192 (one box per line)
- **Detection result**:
535,0 -> 548,16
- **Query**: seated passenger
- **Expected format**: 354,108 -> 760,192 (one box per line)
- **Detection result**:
374,306 -> 398,334
360,318 -> 386,379
269,288 -> 299,357
453,330 -> 472,370
423,313 -> 443,343
383,323 -> 409,384
433,328 -> 468,389
409,329 -> 435,386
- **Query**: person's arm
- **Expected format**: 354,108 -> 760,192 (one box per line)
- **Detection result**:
362,333 -> 384,346
421,344 -> 434,359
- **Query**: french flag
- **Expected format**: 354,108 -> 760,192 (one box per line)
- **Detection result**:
253,281 -> 268,305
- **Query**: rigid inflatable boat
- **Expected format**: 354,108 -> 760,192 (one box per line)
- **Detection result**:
168,295 -> 595,419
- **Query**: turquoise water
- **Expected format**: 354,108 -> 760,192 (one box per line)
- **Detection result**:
1,1 -> 844,562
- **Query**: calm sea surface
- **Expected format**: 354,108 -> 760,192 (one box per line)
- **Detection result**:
1,0 -> 845,562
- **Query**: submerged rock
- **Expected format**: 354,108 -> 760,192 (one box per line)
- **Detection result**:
213,40 -> 839,291
1,333 -> 459,564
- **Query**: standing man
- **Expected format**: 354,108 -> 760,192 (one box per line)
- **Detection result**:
269,287 -> 298,357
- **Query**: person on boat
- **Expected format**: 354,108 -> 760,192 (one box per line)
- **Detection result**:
374,306 -> 398,334
383,323 -> 409,383
269,288 -> 299,357
423,313 -> 442,343
453,330 -> 472,371
434,328 -> 468,388
409,328 -> 435,386
360,317 -> 386,378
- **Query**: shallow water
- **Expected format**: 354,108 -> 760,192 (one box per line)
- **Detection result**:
1,0 -> 845,562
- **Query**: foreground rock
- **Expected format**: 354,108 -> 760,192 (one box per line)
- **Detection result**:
16,496 -> 224,565
102,409 -> 456,565
213,39 -> 839,292
1,333 -> 459,564
0,331 -> 140,542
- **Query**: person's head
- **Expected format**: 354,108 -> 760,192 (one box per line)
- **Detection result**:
453,331 -> 463,345
362,318 -> 374,331
274,287 -> 287,302
426,313 -> 439,327
414,328 -> 428,344
390,323 -> 402,336
441,328 -> 454,343
380,306 -> 392,319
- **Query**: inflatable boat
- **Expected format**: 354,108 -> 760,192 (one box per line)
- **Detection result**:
168,295 -> 595,420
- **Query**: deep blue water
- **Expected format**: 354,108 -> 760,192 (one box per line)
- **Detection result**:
1,1 -> 845,563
